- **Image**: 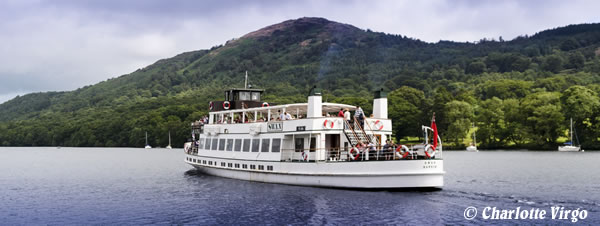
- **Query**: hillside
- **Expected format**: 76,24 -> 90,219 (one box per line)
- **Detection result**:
1,17 -> 600,149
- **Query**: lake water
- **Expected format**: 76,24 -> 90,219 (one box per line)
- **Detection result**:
1,147 -> 598,225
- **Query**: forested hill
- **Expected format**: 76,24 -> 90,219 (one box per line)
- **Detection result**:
1,17 -> 600,149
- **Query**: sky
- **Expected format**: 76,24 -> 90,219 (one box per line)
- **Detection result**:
1,0 -> 599,104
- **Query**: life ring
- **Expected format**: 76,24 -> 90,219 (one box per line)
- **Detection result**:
348,147 -> 360,160
323,119 -> 334,128
373,120 -> 384,130
424,144 -> 436,158
262,102 -> 269,107
223,101 -> 231,110
395,145 -> 410,159
209,102 -> 214,110
301,151 -> 308,161
184,142 -> 192,154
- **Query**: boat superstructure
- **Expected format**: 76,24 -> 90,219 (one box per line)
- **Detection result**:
184,87 -> 444,189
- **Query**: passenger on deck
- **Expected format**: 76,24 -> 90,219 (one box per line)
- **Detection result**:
382,140 -> 391,160
366,142 -> 375,161
338,108 -> 344,117
355,106 -> 365,129
285,112 -> 292,120
343,108 -> 351,129
279,110 -> 285,121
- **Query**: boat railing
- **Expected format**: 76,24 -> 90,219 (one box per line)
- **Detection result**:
280,146 -> 441,162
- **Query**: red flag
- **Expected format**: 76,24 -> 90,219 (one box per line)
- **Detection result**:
431,113 -> 438,150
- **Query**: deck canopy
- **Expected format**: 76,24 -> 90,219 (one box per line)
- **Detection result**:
208,102 -> 357,122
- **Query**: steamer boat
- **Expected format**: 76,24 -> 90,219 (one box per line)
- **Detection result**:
183,85 -> 444,189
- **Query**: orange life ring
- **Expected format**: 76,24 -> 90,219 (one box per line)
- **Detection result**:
424,144 -> 436,158
223,101 -> 231,110
395,145 -> 410,159
323,119 -> 334,128
209,101 -> 214,110
262,102 -> 269,107
348,147 -> 360,160
373,120 -> 384,130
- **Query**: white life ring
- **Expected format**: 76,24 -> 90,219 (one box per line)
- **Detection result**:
184,142 -> 192,154
209,102 -> 214,110
424,144 -> 436,158
348,146 -> 361,160
262,102 -> 269,107
223,101 -> 231,110
323,119 -> 334,128
395,145 -> 410,159
373,120 -> 384,130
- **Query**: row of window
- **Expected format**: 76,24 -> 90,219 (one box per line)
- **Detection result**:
198,138 -> 281,153
185,157 -> 274,171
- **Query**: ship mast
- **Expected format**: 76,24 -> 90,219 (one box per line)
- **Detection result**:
570,117 -> 573,145
245,71 -> 248,89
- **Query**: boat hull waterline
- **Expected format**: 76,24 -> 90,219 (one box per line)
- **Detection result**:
185,154 -> 444,188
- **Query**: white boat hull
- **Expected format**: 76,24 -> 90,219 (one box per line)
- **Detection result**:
185,154 -> 444,189
558,145 -> 581,152
466,146 -> 478,152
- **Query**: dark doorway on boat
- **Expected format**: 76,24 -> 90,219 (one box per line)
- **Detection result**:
295,138 -> 304,152
326,134 -> 340,160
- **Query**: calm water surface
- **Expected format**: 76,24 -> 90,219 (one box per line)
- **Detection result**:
1,147 -> 598,225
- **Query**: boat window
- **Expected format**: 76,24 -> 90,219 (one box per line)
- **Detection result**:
226,139 -> 233,151
198,138 -> 204,148
205,138 -> 211,150
239,91 -> 251,101
272,138 -> 281,152
219,139 -> 226,151
295,138 -> 304,152
242,164 -> 247,169
251,92 -> 260,101
252,139 -> 260,152
234,139 -> 242,152
310,137 -> 316,152
261,139 -> 270,152
211,139 -> 218,150
258,165 -> 264,170
235,163 -> 239,168
243,139 -> 251,152
228,163 -> 232,167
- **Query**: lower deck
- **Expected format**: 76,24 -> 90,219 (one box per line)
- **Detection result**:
184,153 -> 444,188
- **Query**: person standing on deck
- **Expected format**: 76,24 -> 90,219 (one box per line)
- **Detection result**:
355,106 -> 365,129
338,108 -> 344,117
343,108 -> 351,129
279,110 -> 285,121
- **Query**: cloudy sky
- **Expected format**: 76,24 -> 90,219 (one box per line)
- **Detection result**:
1,0 -> 599,104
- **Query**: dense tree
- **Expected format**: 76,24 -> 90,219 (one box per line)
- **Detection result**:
388,86 -> 426,140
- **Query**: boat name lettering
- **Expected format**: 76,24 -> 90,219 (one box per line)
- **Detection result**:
423,160 -> 438,169
267,122 -> 283,131
296,126 -> 306,131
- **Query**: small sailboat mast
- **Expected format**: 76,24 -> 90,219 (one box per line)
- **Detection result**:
166,131 -> 172,149
569,117 -> 573,146
145,131 -> 152,149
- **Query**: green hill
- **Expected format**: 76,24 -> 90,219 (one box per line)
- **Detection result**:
1,17 -> 600,149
